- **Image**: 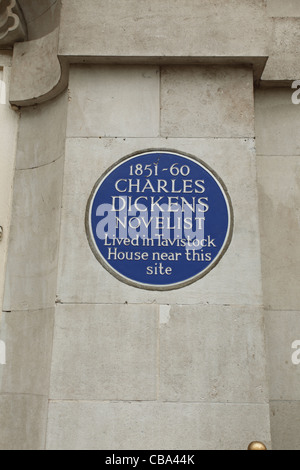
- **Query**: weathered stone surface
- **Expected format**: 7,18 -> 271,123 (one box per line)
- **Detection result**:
159,305 -> 268,403
58,0 -> 269,58
57,137 -> 262,306
18,0 -> 60,40
267,0 -> 300,17
270,401 -> 300,450
0,309 -> 54,396
257,155 -> 300,311
0,62 -> 18,313
50,304 -> 158,400
262,19 -> 300,82
265,311 -> 300,401
0,394 -> 48,450
161,66 -> 254,138
10,28 -> 68,106
67,65 -> 160,138
3,157 -> 64,311
255,89 -> 300,156
46,401 -> 271,450
16,90 -> 68,169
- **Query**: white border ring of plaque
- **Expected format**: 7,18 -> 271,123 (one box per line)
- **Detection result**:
86,149 -> 234,291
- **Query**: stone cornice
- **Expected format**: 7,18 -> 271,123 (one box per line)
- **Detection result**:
0,0 -> 26,47
4,1 -> 300,107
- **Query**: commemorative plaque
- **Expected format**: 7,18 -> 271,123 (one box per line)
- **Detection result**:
86,150 -> 233,290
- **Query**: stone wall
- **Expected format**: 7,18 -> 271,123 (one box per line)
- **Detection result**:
0,52 -> 18,319
0,91 -> 67,449
0,0 -> 300,450
43,64 -> 270,450
255,88 -> 300,450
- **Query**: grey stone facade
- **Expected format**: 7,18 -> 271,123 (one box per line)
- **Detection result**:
0,0 -> 299,450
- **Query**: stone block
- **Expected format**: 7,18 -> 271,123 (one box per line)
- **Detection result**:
57,137 -> 262,306
49,304 -> 158,400
159,305 -> 268,403
3,157 -> 64,311
265,311 -> 300,401
0,394 -> 48,450
0,309 -> 54,396
255,89 -> 300,156
46,401 -> 271,450
0,52 -> 12,67
59,0 -> 269,58
0,64 -> 18,313
18,0 -> 58,24
16,91 -> 68,170
262,19 -> 300,81
267,0 -> 300,17
257,155 -> 300,310
10,28 -> 63,106
270,401 -> 300,450
67,65 -> 160,138
161,66 -> 254,138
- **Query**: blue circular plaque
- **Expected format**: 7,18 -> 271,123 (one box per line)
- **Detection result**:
86,150 -> 233,290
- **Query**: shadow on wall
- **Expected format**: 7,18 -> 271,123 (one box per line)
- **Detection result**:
18,0 -> 60,40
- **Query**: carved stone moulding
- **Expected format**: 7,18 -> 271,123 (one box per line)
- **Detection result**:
0,0 -> 26,47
